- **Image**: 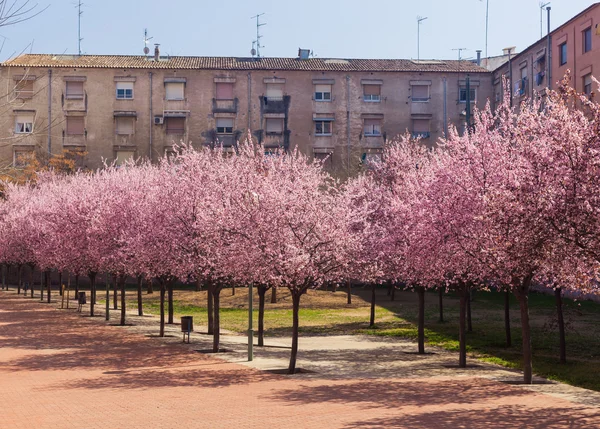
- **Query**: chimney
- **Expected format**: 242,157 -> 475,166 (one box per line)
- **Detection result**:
502,46 -> 516,56
154,44 -> 160,62
476,50 -> 482,66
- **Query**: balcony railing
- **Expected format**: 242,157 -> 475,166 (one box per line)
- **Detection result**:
412,131 -> 431,139
212,98 -> 238,114
260,95 -> 290,114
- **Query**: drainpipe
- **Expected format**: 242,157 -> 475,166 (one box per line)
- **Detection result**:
508,50 -> 513,107
149,71 -> 153,160
547,7 -> 552,90
346,75 -> 351,176
247,72 -> 252,134
47,69 -> 52,161
443,76 -> 447,139
465,75 -> 471,132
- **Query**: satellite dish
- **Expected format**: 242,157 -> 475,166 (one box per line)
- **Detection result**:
143,46 -> 150,55
251,48 -> 256,56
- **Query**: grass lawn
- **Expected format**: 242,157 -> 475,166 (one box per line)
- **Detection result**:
114,284 -> 600,391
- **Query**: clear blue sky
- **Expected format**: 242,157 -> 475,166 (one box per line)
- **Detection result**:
0,0 -> 597,61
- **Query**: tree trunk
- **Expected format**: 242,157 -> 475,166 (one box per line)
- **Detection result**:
146,278 -> 153,294
29,265 -> 34,298
1,264 -> 5,290
391,283 -> 396,301
271,286 -> 277,304
369,283 -> 376,327
40,270 -> 43,301
231,283 -> 235,296
504,289 -> 512,347
137,275 -> 143,316
466,288 -> 473,332
167,282 -> 174,324
458,286 -> 467,368
438,288 -> 444,323
417,286 -> 425,354
17,264 -> 22,295
555,287 -> 566,364
58,271 -> 62,296
347,280 -> 352,305
387,281 -> 392,296
212,286 -> 221,353
207,283 -> 214,335
288,292 -> 302,374
89,273 -> 96,317
515,277 -> 533,384
159,280 -> 165,337
46,269 -> 51,303
119,274 -> 126,326
112,274 -> 118,310
257,285 -> 267,347
74,275 -> 79,298
195,277 -> 202,292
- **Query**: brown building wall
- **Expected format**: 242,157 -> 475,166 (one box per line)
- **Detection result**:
0,63 -> 492,177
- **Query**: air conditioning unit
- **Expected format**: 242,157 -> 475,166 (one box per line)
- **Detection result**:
154,115 -> 164,125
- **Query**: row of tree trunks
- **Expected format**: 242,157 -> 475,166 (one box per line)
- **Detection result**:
347,281 -> 352,304
439,288 -> 444,323
369,283 -> 376,328
119,273 -> 127,326
137,275 -> 144,316
112,274 -> 118,310
417,286 -> 425,354
257,284 -> 268,347
168,283 -> 174,324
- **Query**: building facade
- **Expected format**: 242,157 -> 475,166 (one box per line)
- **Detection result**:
492,3 -> 600,109
0,53 -> 491,176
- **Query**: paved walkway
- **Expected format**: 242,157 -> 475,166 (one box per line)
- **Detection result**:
1,291 -> 600,428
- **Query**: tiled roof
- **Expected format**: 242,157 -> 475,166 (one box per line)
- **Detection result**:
1,54 -> 490,73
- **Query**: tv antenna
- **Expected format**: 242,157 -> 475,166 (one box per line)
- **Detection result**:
75,0 -> 84,55
143,28 -> 153,55
417,16 -> 428,62
251,13 -> 266,57
452,48 -> 468,61
540,2 -> 550,38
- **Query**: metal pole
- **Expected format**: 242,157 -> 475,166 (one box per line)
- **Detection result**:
148,71 -> 153,160
485,0 -> 489,59
508,50 -> 513,107
47,69 -> 52,161
547,7 -> 552,90
248,283 -> 253,361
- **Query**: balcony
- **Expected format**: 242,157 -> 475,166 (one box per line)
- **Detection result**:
212,98 -> 238,114
411,131 -> 431,139
260,95 -> 290,115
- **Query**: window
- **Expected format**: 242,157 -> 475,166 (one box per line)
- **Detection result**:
459,87 -> 476,103
265,83 -> 283,100
363,84 -> 381,102
15,80 -> 34,99
265,118 -> 284,134
165,82 -> 184,100
363,119 -> 382,136
314,152 -> 333,168
584,27 -> 592,53
116,82 -> 134,99
115,116 -> 135,135
165,117 -> 185,134
584,73 -> 593,96
314,84 -> 332,101
66,81 -> 84,99
66,116 -> 85,135
13,150 -> 34,167
559,42 -> 567,66
411,85 -> 429,102
519,67 -> 528,96
412,119 -> 430,139
216,118 -> 234,134
216,83 -> 234,100
15,113 -> 34,134
115,151 -> 135,166
315,120 -> 332,136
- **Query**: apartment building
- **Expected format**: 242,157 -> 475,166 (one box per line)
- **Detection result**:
0,50 -> 491,175
492,2 -> 600,108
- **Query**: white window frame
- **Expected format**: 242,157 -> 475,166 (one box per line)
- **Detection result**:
15,114 -> 34,134
314,120 -> 332,136
116,82 -> 134,100
314,84 -> 332,102
216,118 -> 234,134
363,119 -> 382,136
459,87 -> 476,103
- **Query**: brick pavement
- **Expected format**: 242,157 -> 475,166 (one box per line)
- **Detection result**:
1,291 -> 599,428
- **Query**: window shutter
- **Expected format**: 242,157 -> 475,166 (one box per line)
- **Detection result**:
265,83 -> 283,98
216,83 -> 234,100
412,85 -> 429,99
315,84 -> 331,93
116,117 -> 134,135
266,118 -> 283,133
216,118 -> 234,129
413,119 -> 430,132
66,81 -> 84,98
166,117 -> 185,134
165,82 -> 185,100
115,151 -> 135,165
363,84 -> 381,96
66,116 -> 85,135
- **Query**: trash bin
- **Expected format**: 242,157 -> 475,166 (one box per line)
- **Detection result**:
181,316 -> 193,343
